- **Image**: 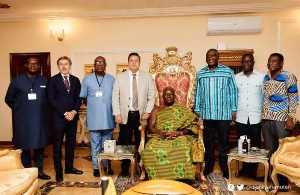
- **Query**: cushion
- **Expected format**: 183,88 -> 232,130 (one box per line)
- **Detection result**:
278,152 -> 300,168
155,72 -> 191,106
0,168 -> 38,195
0,149 -> 23,171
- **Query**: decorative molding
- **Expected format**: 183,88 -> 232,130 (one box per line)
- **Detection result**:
1,2 -> 300,22
276,19 -> 300,52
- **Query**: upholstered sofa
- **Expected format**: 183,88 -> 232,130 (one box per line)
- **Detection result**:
0,149 -> 39,195
270,136 -> 300,194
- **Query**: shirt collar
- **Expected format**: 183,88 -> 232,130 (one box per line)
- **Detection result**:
204,63 -> 221,71
239,70 -> 258,77
61,73 -> 70,78
129,70 -> 139,76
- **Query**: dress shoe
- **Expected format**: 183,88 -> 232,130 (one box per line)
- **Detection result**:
65,168 -> 83,174
238,168 -> 248,176
56,173 -> 63,182
93,169 -> 100,177
254,176 -> 265,182
38,172 -> 51,180
222,171 -> 229,179
104,167 -> 114,175
120,170 -> 129,177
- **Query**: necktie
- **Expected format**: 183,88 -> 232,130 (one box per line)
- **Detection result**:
64,76 -> 70,92
132,74 -> 138,109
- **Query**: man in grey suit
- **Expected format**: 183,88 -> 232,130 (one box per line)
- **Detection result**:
112,52 -> 155,176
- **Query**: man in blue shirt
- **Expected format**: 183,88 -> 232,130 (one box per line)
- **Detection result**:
195,49 -> 238,179
80,56 -> 116,177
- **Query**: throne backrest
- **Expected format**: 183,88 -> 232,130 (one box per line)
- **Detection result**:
150,47 -> 196,109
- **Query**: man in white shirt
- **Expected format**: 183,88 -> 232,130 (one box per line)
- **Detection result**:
235,53 -> 265,180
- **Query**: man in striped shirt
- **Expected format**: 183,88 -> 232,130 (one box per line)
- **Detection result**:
194,49 -> 238,179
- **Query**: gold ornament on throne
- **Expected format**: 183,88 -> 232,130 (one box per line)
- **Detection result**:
150,46 -> 196,109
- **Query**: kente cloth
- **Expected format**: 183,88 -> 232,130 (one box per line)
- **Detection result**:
142,102 -> 204,180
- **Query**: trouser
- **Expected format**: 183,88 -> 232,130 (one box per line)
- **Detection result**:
90,129 -> 114,169
262,120 -> 290,187
21,147 -> 45,173
203,120 -> 231,174
236,119 -> 261,177
52,120 -> 77,174
118,111 -> 141,173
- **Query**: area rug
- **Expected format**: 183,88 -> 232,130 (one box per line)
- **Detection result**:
114,173 -> 233,195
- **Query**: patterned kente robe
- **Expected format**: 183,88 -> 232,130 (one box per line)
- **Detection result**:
141,102 -> 204,180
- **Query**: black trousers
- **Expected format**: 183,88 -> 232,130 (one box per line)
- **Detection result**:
118,111 -> 140,173
203,120 -> 231,174
52,120 -> 77,174
236,120 -> 261,177
21,147 -> 45,173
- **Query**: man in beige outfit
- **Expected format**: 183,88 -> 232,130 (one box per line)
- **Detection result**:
112,52 -> 155,176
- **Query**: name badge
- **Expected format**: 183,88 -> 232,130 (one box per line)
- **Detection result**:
95,90 -> 103,97
28,93 -> 37,100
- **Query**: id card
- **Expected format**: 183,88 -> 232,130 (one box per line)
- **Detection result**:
95,90 -> 103,97
28,93 -> 37,100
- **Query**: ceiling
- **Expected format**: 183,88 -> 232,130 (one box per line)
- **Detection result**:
1,0 -> 300,21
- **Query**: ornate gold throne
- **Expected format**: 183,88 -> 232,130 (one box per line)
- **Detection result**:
138,47 -> 206,188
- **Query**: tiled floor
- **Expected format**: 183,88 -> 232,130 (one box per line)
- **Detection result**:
1,145 -> 299,194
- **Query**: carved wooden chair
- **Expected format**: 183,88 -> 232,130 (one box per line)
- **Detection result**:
138,47 -> 206,188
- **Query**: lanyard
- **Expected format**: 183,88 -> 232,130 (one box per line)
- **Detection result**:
26,74 -> 38,92
95,72 -> 105,90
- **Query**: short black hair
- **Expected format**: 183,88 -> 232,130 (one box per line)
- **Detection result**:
270,53 -> 284,62
241,53 -> 254,61
128,52 -> 140,62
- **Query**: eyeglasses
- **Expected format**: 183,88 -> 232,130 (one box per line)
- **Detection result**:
95,61 -> 106,66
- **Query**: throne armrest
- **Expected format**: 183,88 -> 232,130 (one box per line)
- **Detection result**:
138,120 -> 147,154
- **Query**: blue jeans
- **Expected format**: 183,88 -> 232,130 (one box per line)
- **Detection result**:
90,129 -> 113,169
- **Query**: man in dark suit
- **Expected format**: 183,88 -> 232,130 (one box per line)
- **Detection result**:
47,56 -> 83,182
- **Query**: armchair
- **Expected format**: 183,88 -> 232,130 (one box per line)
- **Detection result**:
0,149 -> 39,195
138,47 -> 206,188
270,136 -> 300,194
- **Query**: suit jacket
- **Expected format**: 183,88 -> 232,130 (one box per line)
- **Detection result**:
47,73 -> 81,122
112,70 -> 155,124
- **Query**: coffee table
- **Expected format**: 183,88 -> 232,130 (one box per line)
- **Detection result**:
98,145 -> 136,182
227,147 -> 271,190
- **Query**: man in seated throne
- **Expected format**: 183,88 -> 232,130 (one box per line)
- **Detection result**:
141,87 -> 204,180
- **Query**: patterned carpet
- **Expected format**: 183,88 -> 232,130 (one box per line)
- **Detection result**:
114,173 -> 233,195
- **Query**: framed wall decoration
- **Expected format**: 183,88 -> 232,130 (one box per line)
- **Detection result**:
9,52 -> 51,80
84,64 -> 94,76
116,64 -> 129,74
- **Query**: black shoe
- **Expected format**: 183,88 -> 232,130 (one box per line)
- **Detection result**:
38,172 -> 51,180
203,169 -> 213,176
56,173 -> 63,182
120,170 -> 129,177
238,168 -> 248,176
222,171 -> 229,179
65,168 -> 83,175
254,176 -> 265,182
104,167 -> 115,175
93,169 -> 100,177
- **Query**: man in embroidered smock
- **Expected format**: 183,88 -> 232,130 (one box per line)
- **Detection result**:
235,53 -> 265,180
142,87 -> 204,180
262,53 -> 299,191
80,56 -> 115,177
194,49 -> 238,179
5,57 -> 50,180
